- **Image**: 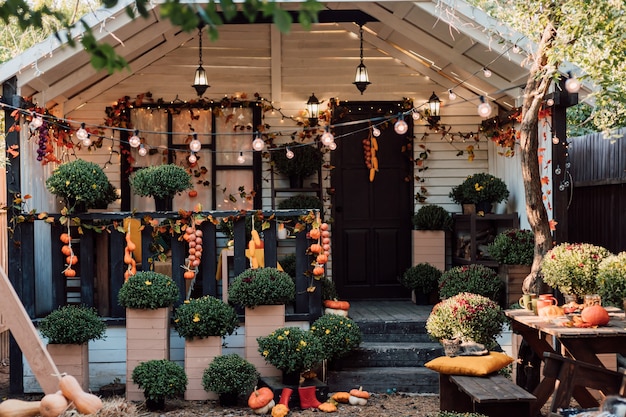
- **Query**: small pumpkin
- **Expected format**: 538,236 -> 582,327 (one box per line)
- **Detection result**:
271,403 -> 289,417
581,305 -> 610,326
59,374 -> 103,415
318,402 -> 338,413
0,399 -> 42,417
323,299 -> 350,311
248,387 -> 276,414
331,392 -> 350,404
348,387 -> 370,405
309,228 -> 321,240
40,391 -> 69,417
312,266 -> 325,276
324,308 -> 348,317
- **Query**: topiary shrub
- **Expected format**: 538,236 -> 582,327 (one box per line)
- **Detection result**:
412,205 -> 453,231
438,264 -> 503,302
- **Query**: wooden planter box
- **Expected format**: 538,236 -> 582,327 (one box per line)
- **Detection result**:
184,336 -> 222,401
245,305 -> 285,378
126,307 -> 170,402
47,343 -> 89,390
412,230 -> 446,270
499,265 -> 532,307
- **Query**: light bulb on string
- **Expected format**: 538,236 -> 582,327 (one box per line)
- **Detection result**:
477,96 -> 492,118
483,67 -> 492,78
188,152 -> 197,164
286,148 -> 295,159
129,130 -> 141,148
546,98 -> 555,107
372,126 -> 381,137
252,133 -> 265,151
448,89 -> 457,100
552,136 -> 560,145
512,44 -> 520,54
82,134 -> 92,147
565,73 -> 581,93
29,113 -> 43,130
394,115 -> 408,135
237,152 -> 246,164
328,141 -> 337,150
555,165 -> 562,175
321,128 -> 334,146
189,134 -> 202,152
75,123 -> 89,141
411,109 -> 421,121
138,144 -> 148,157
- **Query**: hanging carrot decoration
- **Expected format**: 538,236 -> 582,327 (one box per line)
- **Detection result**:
124,220 -> 137,281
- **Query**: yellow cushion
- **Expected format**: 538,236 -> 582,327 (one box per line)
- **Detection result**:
425,352 -> 514,376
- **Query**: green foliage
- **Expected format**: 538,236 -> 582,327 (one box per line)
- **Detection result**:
488,229 -> 535,265
173,296 -> 239,340
45,159 -> 118,210
310,314 -> 362,361
277,194 -> 323,211
279,253 -> 297,279
426,292 -> 507,349
202,354 -> 259,395
257,326 -> 325,373
321,277 -> 339,301
129,164 -> 192,199
541,243 -> 611,300
131,359 -> 187,401
412,205 -> 453,230
39,305 -> 106,345
449,173 -> 509,204
118,271 -> 180,309
228,267 -> 295,308
272,142 -> 324,178
596,252 -> 626,307
400,263 -> 442,294
438,264 -> 504,302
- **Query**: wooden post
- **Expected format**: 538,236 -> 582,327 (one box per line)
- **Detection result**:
0,267 -> 60,394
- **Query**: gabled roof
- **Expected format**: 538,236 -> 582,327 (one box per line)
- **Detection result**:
0,0 -> 535,114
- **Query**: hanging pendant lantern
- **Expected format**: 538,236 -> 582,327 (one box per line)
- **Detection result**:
192,26 -> 210,97
353,25 -> 371,94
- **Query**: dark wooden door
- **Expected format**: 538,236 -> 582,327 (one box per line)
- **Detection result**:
331,102 -> 413,299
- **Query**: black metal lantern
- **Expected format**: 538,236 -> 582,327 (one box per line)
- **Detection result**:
427,92 -> 441,125
192,26 -> 209,97
353,25 -> 371,94
306,93 -> 320,126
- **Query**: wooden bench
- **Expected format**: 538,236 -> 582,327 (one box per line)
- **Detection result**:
539,352 -> 626,417
439,373 -> 536,417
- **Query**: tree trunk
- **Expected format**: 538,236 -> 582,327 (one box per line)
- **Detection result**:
519,22 -> 558,295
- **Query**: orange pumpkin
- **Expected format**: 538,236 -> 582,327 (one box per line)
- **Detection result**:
331,392 -> 350,403
188,190 -> 198,198
309,244 -> 323,254
312,266 -> 325,276
59,233 -> 71,244
184,270 -> 196,280
323,299 -> 350,311
271,403 -> 289,417
61,245 -> 72,256
348,387 -> 370,405
320,223 -> 329,231
318,402 -> 337,412
64,268 -> 76,278
581,305 -> 610,326
316,254 -> 328,264
309,228 -> 321,240
248,387 -> 275,414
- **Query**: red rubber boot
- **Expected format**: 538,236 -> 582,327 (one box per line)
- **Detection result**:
298,386 -> 321,409
278,387 -> 293,407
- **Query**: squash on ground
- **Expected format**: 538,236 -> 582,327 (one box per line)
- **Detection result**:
248,387 -> 275,414
271,403 -> 289,417
0,399 -> 42,417
58,374 -> 103,415
331,392 -> 350,404
348,387 -> 370,405
318,402 -> 338,412
40,391 -> 70,417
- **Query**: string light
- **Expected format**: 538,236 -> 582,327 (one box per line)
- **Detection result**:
236,152 -> 246,164
394,115 -> 408,135
552,136 -> 560,145
328,141 -> 337,151
285,148 -> 295,159
321,128 -> 334,146
372,126 -> 381,137
252,133 -> 265,151
29,113 -> 43,130
138,144 -> 148,156
448,89 -> 457,100
546,98 -> 555,107
565,72 -> 581,93
188,152 -> 197,164
411,109 -> 421,121
477,96 -> 492,118
483,67 -> 492,78
75,123 -> 89,141
189,133 -> 202,152
129,130 -> 141,148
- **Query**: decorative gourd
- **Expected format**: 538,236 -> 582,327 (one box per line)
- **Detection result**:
58,374 -> 103,415
0,399 -> 42,417
348,387 -> 370,406
271,403 -> 289,417
331,392 -> 350,403
318,402 -> 338,412
323,300 -> 350,311
581,305 -> 610,326
538,305 -> 565,318
40,391 -> 69,417
248,387 -> 275,414
324,307 -> 348,317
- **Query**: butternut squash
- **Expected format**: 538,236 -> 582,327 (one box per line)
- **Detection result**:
40,392 -> 69,417
59,375 -> 103,415
0,399 -> 42,417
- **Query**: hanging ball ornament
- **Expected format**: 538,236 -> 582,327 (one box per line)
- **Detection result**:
372,126 -> 381,137
286,148 -> 295,159
321,131 -> 335,146
252,136 -> 265,151
129,134 -> 141,148
138,144 -> 148,157
189,138 -> 202,152
394,118 -> 408,135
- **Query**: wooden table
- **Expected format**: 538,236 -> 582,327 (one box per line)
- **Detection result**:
506,308 -> 626,414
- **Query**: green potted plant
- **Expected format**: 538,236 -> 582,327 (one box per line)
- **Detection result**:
449,173 -> 510,213
257,326 -> 325,384
438,264 -> 504,303
426,292 -> 508,350
131,359 -> 188,410
541,242 -> 611,301
411,204 -> 451,270
118,270 -> 180,310
39,305 -> 107,390
596,252 -> 626,308
310,314 -> 362,362
45,159 -> 118,212
202,354 -> 259,406
271,141 -> 324,188
228,267 -> 295,309
173,295 -> 239,340
488,229 -> 535,306
129,164 -> 192,210
400,263 -> 442,304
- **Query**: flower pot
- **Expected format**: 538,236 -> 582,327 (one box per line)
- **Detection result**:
154,196 -> 173,211
218,392 -> 239,407
245,305 -> 285,378
411,290 -> 431,305
46,343 -> 89,390
462,204 -> 476,215
184,336 -> 222,401
411,230 -> 446,270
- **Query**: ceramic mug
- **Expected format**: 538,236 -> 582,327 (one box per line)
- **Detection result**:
519,294 -> 536,311
277,227 -> 290,240
536,294 -> 557,310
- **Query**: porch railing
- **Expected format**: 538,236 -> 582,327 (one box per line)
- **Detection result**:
7,209 -> 322,321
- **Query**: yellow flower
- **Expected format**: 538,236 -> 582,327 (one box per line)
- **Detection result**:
283,330 -> 290,336
184,300 -> 190,304
193,314 -> 200,322
65,180 -> 70,186
474,183 -> 484,191
299,340 -> 307,347
91,184 -> 97,190
277,335 -> 284,341
325,329 -> 330,334
263,350 -> 269,356
145,280 -> 152,286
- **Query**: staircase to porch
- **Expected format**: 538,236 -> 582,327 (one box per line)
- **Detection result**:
326,300 -> 442,394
